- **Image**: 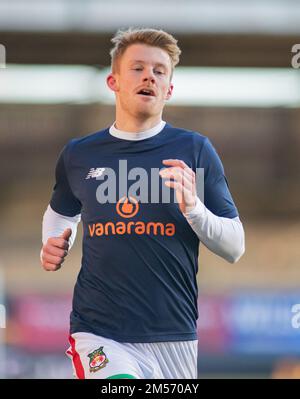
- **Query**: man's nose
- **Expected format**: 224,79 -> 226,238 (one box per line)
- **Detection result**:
142,69 -> 155,83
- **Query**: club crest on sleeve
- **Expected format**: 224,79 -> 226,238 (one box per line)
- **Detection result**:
88,346 -> 109,372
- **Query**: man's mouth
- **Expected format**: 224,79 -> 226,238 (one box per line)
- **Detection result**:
137,88 -> 156,97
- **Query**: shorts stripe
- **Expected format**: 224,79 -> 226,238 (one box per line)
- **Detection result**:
69,335 -> 85,379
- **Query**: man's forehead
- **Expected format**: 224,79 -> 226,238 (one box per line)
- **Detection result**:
129,59 -> 169,68
123,44 -> 171,67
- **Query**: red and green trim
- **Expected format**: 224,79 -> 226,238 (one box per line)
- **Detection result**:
69,335 -> 85,379
106,374 -> 137,379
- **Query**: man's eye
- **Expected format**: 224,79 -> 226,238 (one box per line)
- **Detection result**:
133,68 -> 142,71
155,70 -> 164,75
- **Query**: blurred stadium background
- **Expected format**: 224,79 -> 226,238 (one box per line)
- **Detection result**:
0,0 -> 300,379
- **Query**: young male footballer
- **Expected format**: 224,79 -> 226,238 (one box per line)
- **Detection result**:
40,28 -> 245,379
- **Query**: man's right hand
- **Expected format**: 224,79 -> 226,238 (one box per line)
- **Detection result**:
40,228 -> 72,271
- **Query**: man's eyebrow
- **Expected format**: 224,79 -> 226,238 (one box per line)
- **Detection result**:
129,60 -> 168,68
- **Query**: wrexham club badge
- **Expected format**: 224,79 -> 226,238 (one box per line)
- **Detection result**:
88,346 -> 109,372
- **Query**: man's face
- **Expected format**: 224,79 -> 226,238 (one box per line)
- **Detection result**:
107,44 -> 173,120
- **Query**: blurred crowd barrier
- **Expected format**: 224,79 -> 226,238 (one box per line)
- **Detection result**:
1,292 -> 300,378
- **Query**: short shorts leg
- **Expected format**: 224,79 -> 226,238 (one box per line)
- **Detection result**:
66,332 -> 145,379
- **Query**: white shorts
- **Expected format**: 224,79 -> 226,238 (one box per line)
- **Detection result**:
66,332 -> 198,379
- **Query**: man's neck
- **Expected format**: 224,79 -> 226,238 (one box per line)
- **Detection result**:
114,115 -> 162,133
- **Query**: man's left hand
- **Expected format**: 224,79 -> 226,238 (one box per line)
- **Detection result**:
159,159 -> 197,214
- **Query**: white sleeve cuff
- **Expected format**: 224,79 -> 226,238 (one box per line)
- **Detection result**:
184,196 -> 205,218
42,205 -> 81,250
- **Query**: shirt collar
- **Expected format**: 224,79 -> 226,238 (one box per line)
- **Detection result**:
109,120 -> 166,141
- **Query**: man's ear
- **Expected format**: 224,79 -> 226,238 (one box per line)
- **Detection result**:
165,83 -> 174,100
106,73 -> 119,92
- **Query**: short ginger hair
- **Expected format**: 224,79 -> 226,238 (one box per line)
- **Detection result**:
109,28 -> 181,75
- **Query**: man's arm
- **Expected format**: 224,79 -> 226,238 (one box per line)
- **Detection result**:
40,141 -> 82,271
160,151 -> 245,263
184,197 -> 245,263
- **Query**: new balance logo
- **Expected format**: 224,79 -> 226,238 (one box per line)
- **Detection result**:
86,168 -> 106,179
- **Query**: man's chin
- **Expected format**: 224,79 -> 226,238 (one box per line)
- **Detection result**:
133,104 -> 156,116
135,108 -> 159,119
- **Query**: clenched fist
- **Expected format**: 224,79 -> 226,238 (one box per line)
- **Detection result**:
40,228 -> 72,271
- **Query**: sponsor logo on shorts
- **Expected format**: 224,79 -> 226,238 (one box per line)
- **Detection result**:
88,346 -> 109,372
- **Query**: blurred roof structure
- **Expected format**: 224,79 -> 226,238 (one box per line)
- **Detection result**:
0,0 -> 299,66
1,0 -> 300,34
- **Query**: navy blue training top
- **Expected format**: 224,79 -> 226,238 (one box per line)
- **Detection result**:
50,123 -> 238,343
